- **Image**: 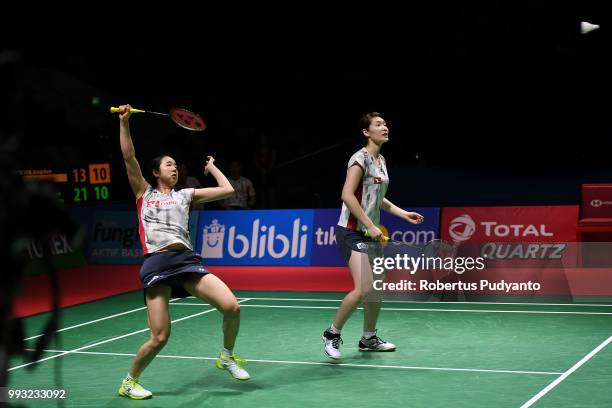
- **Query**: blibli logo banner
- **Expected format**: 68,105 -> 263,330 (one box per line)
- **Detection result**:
311,208 -> 441,266
196,210 -> 314,265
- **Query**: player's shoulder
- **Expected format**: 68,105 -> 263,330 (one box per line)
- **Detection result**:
348,147 -> 367,161
141,184 -> 154,196
174,187 -> 195,199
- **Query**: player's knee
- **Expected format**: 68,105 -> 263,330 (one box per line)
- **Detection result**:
351,287 -> 363,298
361,285 -> 375,298
223,301 -> 240,317
151,330 -> 170,347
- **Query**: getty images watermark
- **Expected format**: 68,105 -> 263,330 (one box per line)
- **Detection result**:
370,253 -> 542,293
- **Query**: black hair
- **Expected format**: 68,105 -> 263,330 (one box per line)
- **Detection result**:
150,154 -> 173,174
360,112 -> 382,146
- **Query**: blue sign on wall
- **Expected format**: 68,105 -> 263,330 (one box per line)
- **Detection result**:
196,210 -> 314,265
309,208 -> 441,266
87,210 -> 199,264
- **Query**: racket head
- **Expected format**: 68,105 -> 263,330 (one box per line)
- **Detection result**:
169,108 -> 206,131
423,239 -> 458,259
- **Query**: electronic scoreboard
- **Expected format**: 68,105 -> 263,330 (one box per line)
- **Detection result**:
19,163 -> 112,204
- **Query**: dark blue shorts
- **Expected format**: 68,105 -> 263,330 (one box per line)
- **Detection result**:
335,225 -> 382,263
140,249 -> 209,302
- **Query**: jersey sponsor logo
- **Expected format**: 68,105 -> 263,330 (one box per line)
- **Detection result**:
146,200 -> 178,208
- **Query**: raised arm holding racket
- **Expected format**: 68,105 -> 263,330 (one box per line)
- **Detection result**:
114,104 -> 251,400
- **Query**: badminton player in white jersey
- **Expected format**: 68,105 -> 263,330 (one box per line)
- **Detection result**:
322,112 -> 424,360
115,105 -> 250,400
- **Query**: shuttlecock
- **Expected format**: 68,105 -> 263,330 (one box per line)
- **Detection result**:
580,21 -> 600,34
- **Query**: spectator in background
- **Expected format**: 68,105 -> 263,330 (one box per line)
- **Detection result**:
253,133 -> 276,208
175,163 -> 202,190
221,160 -> 256,210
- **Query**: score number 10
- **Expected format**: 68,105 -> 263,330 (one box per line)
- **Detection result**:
71,163 -> 111,202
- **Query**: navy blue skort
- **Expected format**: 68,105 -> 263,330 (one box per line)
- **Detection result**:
335,225 -> 383,263
139,249 -> 209,302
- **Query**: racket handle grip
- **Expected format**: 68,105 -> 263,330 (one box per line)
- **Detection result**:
364,230 -> 389,241
109,107 -> 146,114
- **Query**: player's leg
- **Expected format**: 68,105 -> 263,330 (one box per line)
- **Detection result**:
183,273 -> 250,380
322,249 -> 369,359
359,252 -> 396,353
334,250 -> 370,329
118,285 -> 171,399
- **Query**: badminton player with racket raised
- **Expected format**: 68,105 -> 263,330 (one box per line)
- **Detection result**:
322,112 -> 424,360
116,104 -> 250,400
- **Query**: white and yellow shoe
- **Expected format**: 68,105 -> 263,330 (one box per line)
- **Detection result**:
215,352 -> 251,380
118,377 -> 153,399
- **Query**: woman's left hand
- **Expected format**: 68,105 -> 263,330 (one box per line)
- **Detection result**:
405,212 -> 424,225
204,156 -> 216,175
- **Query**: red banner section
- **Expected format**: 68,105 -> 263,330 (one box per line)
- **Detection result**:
441,206 -> 579,243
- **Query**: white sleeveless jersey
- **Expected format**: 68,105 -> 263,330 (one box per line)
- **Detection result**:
137,185 -> 195,255
337,148 -> 389,231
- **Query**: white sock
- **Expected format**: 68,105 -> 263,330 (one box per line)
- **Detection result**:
126,372 -> 134,380
329,324 -> 341,334
222,347 -> 233,357
363,331 -> 376,339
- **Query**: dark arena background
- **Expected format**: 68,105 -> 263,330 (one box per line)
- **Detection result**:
2,3 -> 612,407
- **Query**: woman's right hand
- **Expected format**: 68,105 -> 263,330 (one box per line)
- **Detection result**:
118,104 -> 132,122
366,225 -> 384,241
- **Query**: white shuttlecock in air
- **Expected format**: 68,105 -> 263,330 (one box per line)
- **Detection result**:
580,21 -> 600,34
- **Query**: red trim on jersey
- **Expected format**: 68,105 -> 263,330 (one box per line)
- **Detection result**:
346,180 -> 363,231
349,161 -> 364,171
136,196 -> 148,255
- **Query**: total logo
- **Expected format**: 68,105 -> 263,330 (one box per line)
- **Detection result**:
448,214 -> 553,243
201,218 -> 309,259
590,199 -> 612,208
449,214 -> 476,242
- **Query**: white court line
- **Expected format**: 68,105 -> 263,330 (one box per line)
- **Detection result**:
24,348 -> 563,376
8,299 -> 251,371
520,335 -> 612,407
23,298 -> 183,341
24,295 -> 610,343
171,303 -> 612,315
229,297 -> 612,307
